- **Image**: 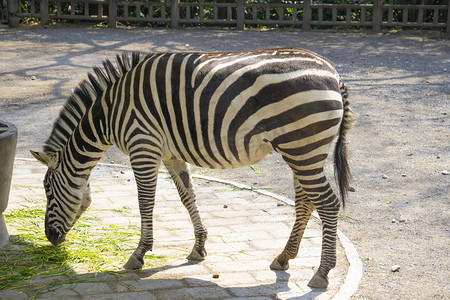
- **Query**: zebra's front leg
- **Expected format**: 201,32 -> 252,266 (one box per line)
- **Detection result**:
164,159 -> 208,261
271,176 -> 314,270
124,155 -> 161,270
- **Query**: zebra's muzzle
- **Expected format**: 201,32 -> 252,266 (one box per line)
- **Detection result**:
46,225 -> 66,246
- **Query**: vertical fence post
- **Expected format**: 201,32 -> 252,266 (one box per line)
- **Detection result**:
8,0 -> 19,27
372,0 -> 382,32
447,1 -> 450,33
171,0 -> 179,28
236,0 -> 244,29
40,0 -> 49,25
302,0 -> 311,31
109,0 -> 117,28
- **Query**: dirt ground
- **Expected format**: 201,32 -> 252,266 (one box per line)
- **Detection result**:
0,24 -> 448,299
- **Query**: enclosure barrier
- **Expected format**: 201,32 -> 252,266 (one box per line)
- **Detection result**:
0,121 -> 18,249
4,0 -> 450,32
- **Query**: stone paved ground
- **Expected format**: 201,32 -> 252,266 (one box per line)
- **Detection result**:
0,159 -> 357,299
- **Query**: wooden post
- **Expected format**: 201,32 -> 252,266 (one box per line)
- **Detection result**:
8,0 -> 19,27
218,0 -> 234,20
109,0 -> 117,28
40,0 -> 49,26
236,0 -> 244,29
302,0 -> 311,31
171,0 -> 179,28
447,1 -> 450,33
372,0 -> 382,32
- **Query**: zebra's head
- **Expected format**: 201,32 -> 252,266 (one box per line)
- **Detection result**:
30,150 -> 92,246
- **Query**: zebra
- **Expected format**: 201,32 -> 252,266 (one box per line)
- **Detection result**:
31,48 -> 355,288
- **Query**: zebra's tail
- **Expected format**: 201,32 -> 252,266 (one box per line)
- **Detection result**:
334,81 -> 356,208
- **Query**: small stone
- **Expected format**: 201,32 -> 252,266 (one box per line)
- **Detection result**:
401,174 -> 406,177
406,153 -> 413,156
223,204 -> 228,209
382,174 -> 388,179
212,274 -> 220,279
277,202 -> 285,207
391,265 -> 400,272
31,76 -> 36,80
442,170 -> 449,175
348,186 -> 356,192
391,219 -> 396,223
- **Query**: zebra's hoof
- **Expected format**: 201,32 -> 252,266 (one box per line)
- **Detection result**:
124,255 -> 144,270
270,256 -> 289,270
307,271 -> 329,288
187,247 -> 207,260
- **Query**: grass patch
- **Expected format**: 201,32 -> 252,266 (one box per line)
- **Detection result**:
1,204 -> 167,298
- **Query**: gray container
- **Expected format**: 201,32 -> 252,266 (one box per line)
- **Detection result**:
0,120 -> 18,248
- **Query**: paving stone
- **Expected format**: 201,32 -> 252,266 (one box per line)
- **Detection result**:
206,241 -> 254,253
155,286 -> 233,299
39,285 -> 87,298
116,291 -> 157,299
185,271 -> 259,287
0,289 -> 31,300
142,261 -> 212,278
227,280 -> 305,298
115,278 -> 185,292
73,282 -> 114,295
203,216 -> 252,227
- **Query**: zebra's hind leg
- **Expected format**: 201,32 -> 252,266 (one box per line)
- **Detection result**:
270,175 -> 314,270
307,190 -> 340,289
164,159 -> 208,261
277,164 -> 340,288
298,172 -> 340,289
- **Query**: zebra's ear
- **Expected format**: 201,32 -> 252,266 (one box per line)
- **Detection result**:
30,150 -> 59,168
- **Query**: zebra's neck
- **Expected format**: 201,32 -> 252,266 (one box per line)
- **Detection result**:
60,101 -> 112,179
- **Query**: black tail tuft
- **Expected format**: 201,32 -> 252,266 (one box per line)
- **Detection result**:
334,81 -> 356,208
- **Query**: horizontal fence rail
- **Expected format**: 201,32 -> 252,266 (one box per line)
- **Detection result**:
5,0 -> 450,32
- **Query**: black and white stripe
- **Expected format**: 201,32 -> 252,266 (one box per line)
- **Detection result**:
32,48 -> 355,288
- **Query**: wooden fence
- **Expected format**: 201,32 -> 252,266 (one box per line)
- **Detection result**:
5,0 -> 450,32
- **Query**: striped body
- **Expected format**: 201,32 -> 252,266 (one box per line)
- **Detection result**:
108,49 -> 342,169
32,48 -> 355,288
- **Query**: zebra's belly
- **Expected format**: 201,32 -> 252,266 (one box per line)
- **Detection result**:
222,142 -> 274,169
168,138 -> 274,170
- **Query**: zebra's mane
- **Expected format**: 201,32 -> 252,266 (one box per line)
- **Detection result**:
43,52 -> 150,153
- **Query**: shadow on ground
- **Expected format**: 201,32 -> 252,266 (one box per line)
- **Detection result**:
1,238 -> 326,299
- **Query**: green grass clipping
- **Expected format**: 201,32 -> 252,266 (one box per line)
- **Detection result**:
0,204 -> 167,298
